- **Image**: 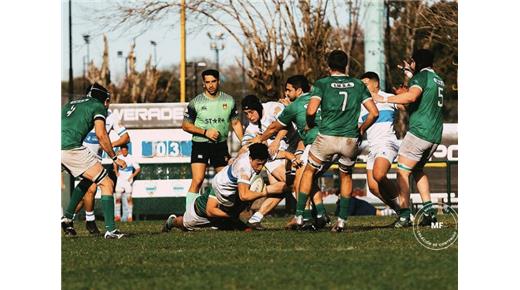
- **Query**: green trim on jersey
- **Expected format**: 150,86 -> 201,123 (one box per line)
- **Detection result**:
407,69 -> 444,144
277,92 -> 320,146
184,91 -> 238,143
311,75 -> 370,138
61,97 -> 107,150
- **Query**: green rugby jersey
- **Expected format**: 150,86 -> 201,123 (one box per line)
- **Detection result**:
277,92 -> 320,146
407,68 -> 444,144
311,75 -> 371,138
61,97 -> 107,150
184,91 -> 239,143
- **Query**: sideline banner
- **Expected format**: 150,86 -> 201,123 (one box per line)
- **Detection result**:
95,179 -> 192,198
109,103 -> 188,129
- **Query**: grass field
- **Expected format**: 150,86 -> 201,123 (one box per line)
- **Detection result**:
62,215 -> 457,290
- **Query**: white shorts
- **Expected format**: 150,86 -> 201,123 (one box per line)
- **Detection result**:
398,132 -> 439,170
115,178 -> 133,194
366,140 -> 399,170
61,146 -> 100,178
301,144 -> 335,176
265,158 -> 285,174
182,197 -> 211,230
309,133 -> 358,170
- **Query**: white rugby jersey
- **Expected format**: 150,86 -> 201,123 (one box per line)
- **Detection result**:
359,90 -> 398,146
116,153 -> 140,180
212,151 -> 258,208
83,110 -> 128,157
243,101 -> 288,151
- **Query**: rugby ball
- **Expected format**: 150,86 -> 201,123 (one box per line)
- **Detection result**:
249,175 -> 265,192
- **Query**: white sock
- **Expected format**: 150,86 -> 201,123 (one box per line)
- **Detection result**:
127,199 -> 133,219
85,211 -> 95,222
248,212 -> 264,223
114,193 -> 122,217
121,192 -> 129,219
337,218 -> 345,228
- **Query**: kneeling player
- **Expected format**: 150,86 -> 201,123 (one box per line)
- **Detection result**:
162,143 -> 291,231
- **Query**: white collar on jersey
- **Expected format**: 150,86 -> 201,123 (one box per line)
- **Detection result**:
420,67 -> 434,73
331,73 -> 347,76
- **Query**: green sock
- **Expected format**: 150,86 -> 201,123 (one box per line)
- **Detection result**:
315,203 -> 326,217
422,201 -> 435,216
399,208 -> 411,219
101,195 -> 116,231
295,192 -> 308,217
185,192 -> 199,209
64,180 -> 91,219
303,209 -> 312,221
338,197 -> 351,220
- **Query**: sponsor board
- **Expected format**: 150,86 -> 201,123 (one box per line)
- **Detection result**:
109,103 -> 188,129
94,179 -> 192,198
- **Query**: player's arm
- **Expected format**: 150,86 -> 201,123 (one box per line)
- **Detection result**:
372,87 -> 422,104
237,182 -> 268,201
359,99 -> 379,136
131,163 -> 141,180
249,120 -> 285,144
268,128 -> 288,156
306,97 -> 321,130
95,119 -> 126,168
231,118 -> 244,142
275,150 -> 303,169
205,196 -> 230,218
111,116 -> 130,147
182,103 -> 219,141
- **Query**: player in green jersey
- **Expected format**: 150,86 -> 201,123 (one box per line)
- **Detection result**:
372,49 -> 444,227
182,69 -> 244,210
250,75 -> 330,230
61,83 -> 127,239
303,50 -> 379,232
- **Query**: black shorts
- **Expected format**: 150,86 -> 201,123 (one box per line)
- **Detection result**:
191,141 -> 230,168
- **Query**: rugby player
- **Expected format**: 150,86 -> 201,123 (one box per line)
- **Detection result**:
61,83 -> 127,239
371,49 -> 444,227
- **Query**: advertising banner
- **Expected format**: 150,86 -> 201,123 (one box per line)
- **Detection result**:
109,103 -> 188,129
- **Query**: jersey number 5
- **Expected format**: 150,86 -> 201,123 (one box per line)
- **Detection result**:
437,87 -> 444,107
340,92 -> 348,111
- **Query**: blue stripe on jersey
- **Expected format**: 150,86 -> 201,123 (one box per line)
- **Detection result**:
227,166 -> 238,183
83,132 -> 99,144
120,166 -> 134,173
117,128 -> 127,136
361,109 -> 395,123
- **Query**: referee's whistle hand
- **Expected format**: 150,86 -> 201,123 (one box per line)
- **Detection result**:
206,128 -> 220,141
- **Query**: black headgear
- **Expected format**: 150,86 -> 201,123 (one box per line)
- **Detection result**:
86,83 -> 110,103
242,95 -> 263,120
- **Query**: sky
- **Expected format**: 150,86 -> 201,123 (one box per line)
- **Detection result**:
61,0 -> 245,82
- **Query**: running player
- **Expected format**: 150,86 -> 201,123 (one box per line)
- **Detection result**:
182,69 -> 243,210
162,143 -> 290,231
77,107 -> 129,234
359,71 -> 403,214
250,75 -> 331,229
301,50 -> 379,232
240,95 -> 290,230
113,144 -> 141,222
371,49 -> 444,227
61,83 -> 127,239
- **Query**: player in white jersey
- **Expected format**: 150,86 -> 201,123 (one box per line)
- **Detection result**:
162,143 -> 295,231
359,72 -> 404,213
113,144 -> 141,222
76,109 -> 129,234
240,95 -> 294,230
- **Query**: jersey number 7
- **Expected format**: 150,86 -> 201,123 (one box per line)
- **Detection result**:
340,92 -> 348,111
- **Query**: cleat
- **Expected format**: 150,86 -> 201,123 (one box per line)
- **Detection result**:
298,221 -> 317,232
285,217 -> 298,231
162,214 -> 176,233
394,216 -> 413,228
246,221 -> 266,231
85,220 -> 101,235
314,215 -> 329,229
418,213 -> 438,227
61,217 -> 77,236
331,220 -> 345,233
104,229 -> 125,239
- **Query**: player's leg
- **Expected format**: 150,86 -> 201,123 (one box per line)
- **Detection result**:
187,142 -> 210,209
395,155 -> 418,227
248,164 -> 286,229
124,182 -> 134,222
372,157 -> 401,212
78,183 -> 101,234
413,158 -> 438,226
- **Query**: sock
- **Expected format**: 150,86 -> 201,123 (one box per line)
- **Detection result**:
388,196 -> 401,212
315,203 -> 326,218
115,194 -> 122,218
121,192 -> 128,220
295,192 -> 308,217
248,212 -> 264,223
399,208 -> 411,219
303,209 -> 312,221
338,197 -> 351,220
64,180 -> 91,219
422,201 -> 435,216
127,201 -> 133,220
101,195 -> 116,231
185,192 -> 200,209
85,211 -> 95,222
